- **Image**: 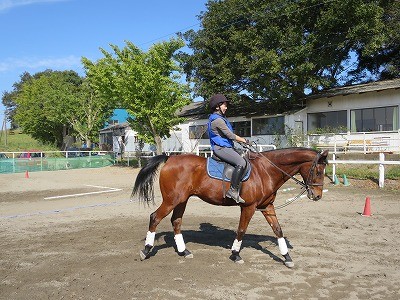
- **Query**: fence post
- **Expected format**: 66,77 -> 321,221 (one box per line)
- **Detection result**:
379,152 -> 385,188
334,135 -> 337,153
332,153 -> 336,180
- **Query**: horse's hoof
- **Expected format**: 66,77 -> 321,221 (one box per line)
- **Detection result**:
139,244 -> 153,261
178,249 -> 193,258
229,251 -> 244,264
284,261 -> 294,268
283,253 -> 294,268
139,250 -> 147,261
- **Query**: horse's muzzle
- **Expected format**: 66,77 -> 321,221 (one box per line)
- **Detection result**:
307,188 -> 322,201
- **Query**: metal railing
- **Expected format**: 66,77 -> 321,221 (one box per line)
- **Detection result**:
195,144 -> 277,157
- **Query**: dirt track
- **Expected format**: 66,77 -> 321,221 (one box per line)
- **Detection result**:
1,166 -> 399,299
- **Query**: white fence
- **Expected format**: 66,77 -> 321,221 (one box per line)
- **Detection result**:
329,153 -> 400,188
308,132 -> 400,154
196,144 -> 277,157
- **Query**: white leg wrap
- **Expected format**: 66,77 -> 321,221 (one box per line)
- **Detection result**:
278,237 -> 288,255
174,234 -> 186,253
231,239 -> 242,252
145,231 -> 155,246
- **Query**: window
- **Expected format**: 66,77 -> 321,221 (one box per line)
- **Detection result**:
232,121 -> 251,137
307,111 -> 347,132
107,119 -> 119,125
189,125 -> 209,139
350,106 -> 398,132
252,116 -> 285,135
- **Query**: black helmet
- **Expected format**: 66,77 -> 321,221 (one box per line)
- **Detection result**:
209,94 -> 230,111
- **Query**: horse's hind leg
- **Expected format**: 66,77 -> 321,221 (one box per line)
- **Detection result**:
261,204 -> 294,268
170,201 -> 193,258
140,202 -> 174,261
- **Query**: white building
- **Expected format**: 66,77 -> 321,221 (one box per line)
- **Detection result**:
100,78 -> 400,155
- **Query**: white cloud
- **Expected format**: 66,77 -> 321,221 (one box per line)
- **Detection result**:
0,55 -> 82,72
0,0 -> 66,12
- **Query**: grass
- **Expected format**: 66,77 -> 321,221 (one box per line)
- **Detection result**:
326,152 -> 400,180
0,129 -> 58,152
325,164 -> 400,180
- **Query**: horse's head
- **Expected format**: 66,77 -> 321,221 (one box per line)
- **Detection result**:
302,150 -> 329,201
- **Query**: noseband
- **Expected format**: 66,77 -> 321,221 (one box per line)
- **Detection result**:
305,152 -> 325,188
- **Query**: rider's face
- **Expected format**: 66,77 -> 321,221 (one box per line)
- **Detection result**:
218,101 -> 228,114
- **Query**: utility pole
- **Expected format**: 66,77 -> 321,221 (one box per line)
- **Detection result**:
1,112 -> 7,146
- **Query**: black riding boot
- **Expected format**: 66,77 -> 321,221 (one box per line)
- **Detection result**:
226,165 -> 246,204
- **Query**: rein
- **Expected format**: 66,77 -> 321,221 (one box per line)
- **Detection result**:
241,143 -> 322,210
243,143 -> 318,189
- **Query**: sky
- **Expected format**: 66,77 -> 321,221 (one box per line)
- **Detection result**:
0,0 -> 208,129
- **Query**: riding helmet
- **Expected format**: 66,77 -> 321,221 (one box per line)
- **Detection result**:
209,94 -> 230,111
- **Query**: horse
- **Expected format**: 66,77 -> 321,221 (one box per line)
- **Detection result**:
132,147 -> 329,267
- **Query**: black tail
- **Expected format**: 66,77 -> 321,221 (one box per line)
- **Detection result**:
132,154 -> 169,204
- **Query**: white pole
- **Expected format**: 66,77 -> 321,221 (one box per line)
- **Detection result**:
379,152 -> 385,188
334,135 -> 337,153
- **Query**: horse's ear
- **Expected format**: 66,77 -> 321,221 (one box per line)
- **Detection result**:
319,150 -> 329,164
320,150 -> 329,157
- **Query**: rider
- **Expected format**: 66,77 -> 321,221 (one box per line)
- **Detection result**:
207,94 -> 248,204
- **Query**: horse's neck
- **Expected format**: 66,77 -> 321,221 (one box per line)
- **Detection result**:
261,150 -> 313,175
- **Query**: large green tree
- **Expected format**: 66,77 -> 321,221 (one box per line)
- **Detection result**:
179,0 -> 398,105
14,70 -> 81,147
2,71 -> 50,129
14,70 -> 113,148
82,38 -> 191,154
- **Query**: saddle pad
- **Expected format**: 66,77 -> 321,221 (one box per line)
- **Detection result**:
206,157 -> 251,182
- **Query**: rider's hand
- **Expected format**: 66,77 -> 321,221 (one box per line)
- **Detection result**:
245,139 -> 251,145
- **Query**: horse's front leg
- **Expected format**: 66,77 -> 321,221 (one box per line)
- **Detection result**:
171,201 -> 193,258
230,205 -> 256,264
261,204 -> 294,268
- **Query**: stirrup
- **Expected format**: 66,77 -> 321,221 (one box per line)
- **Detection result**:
226,189 -> 245,204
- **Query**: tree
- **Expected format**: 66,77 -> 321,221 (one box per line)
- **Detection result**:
353,0 -> 399,80
14,70 -> 82,147
63,79 -> 116,149
82,38 -> 191,155
13,70 -> 113,148
2,71 -> 48,129
179,0 -> 397,105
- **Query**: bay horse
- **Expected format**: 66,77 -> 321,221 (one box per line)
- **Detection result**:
132,147 -> 329,267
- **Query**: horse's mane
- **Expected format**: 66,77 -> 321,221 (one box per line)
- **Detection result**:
260,147 -> 319,155
256,147 -> 323,166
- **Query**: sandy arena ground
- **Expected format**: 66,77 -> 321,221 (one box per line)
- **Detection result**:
1,165 -> 399,299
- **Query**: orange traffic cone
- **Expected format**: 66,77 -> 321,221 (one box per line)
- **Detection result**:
362,197 -> 371,217
25,170 -> 29,178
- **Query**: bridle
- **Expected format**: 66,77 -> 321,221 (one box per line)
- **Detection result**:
247,146 -> 323,190
305,152 -> 325,188
242,143 -> 326,209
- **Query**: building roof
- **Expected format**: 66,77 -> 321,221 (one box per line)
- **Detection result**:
306,78 -> 400,100
179,79 -> 400,120
99,121 -> 130,133
178,100 -> 303,120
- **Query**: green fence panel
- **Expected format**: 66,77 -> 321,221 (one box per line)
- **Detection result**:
0,153 -> 115,174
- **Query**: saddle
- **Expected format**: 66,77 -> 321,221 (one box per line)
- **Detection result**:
206,155 -> 251,182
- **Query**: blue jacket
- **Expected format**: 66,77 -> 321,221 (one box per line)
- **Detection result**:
207,113 -> 234,149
